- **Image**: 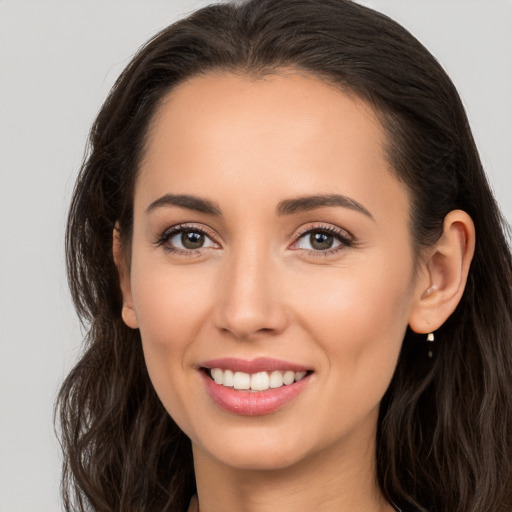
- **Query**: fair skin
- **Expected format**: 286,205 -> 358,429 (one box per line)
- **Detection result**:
114,71 -> 475,512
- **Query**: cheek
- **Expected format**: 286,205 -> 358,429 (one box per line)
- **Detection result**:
295,257 -> 413,383
285,263 -> 413,442
130,240 -> 221,342
129,259 -> 215,417
133,267 -> 209,347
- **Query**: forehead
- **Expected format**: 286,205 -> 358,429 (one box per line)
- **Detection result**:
144,69 -> 384,168
136,70 -> 409,223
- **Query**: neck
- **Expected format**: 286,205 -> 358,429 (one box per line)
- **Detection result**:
192,417 -> 393,512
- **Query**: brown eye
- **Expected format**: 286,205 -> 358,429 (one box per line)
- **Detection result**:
309,232 -> 334,250
181,231 -> 205,249
293,227 -> 352,254
158,225 -> 218,254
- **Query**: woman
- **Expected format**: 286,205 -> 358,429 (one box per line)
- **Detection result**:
56,0 -> 512,511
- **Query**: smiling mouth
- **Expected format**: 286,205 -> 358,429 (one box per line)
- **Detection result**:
202,368 -> 312,392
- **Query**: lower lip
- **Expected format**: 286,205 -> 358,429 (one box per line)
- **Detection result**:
201,371 -> 311,416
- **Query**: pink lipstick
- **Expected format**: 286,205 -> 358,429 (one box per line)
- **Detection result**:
199,358 -> 313,416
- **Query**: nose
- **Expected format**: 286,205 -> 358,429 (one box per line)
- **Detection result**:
212,249 -> 289,340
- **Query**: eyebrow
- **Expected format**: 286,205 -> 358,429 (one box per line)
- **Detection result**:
276,194 -> 373,219
145,193 -> 373,219
146,194 -> 222,215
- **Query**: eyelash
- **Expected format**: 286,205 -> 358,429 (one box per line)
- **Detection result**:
154,223 -> 354,257
154,223 -> 219,256
292,224 -> 354,257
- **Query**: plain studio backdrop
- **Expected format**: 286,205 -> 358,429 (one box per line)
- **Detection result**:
0,1 -> 510,511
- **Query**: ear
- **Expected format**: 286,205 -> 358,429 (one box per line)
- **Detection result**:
408,210 -> 475,334
113,225 -> 139,329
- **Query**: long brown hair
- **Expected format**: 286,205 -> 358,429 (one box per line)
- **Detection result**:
57,1 -> 512,510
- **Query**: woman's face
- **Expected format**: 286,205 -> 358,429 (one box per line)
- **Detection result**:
121,71 -> 422,471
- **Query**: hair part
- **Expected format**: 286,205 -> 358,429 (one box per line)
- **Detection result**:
58,1 -> 512,511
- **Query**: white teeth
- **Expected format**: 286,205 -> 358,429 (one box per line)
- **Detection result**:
295,371 -> 307,382
223,369 -> 234,387
283,370 -> 295,385
233,371 -> 251,390
212,368 -> 223,385
269,370 -> 283,388
209,368 -> 309,391
250,372 -> 270,391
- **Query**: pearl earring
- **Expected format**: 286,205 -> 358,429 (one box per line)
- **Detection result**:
427,332 -> 435,358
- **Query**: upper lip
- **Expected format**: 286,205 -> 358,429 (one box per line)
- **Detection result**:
200,357 -> 311,374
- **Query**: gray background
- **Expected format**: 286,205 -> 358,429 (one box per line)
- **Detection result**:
1,1 -> 510,510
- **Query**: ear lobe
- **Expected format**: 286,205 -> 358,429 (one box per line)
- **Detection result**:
113,225 -> 139,329
409,210 -> 475,334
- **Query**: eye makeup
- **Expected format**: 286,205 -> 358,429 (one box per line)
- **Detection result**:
154,221 -> 354,258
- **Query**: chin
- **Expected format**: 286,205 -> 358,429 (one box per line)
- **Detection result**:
213,446 -> 309,472
191,423 -> 322,472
